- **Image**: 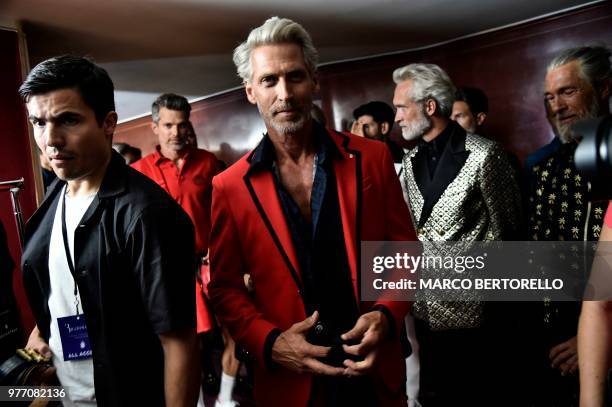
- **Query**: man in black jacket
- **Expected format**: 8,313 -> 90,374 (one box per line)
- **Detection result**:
19,55 -> 199,406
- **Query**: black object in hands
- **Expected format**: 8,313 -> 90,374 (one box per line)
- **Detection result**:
307,328 -> 364,368
326,337 -> 363,368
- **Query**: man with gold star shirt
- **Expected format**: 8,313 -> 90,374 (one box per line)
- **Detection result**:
526,45 -> 611,406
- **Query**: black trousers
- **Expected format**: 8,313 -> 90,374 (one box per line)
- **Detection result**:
309,375 -> 378,407
415,316 -> 525,407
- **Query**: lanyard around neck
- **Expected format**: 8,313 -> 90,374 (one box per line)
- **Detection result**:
61,189 -> 81,315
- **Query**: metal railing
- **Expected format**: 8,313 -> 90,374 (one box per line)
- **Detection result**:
0,178 -> 25,248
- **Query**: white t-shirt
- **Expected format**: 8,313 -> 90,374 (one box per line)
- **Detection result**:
47,186 -> 97,406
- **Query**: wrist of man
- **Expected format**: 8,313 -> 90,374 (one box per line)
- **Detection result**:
263,328 -> 282,370
370,305 -> 395,339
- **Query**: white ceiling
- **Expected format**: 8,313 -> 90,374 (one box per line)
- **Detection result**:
1,0 -> 598,120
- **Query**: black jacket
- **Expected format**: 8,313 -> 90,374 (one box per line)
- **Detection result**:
22,152 -> 196,406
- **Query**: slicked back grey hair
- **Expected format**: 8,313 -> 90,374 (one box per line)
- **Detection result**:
547,45 -> 612,94
233,16 -> 319,83
393,63 -> 456,117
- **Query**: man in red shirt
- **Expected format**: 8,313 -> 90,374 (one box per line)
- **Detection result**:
133,93 -> 219,262
132,93 -> 237,406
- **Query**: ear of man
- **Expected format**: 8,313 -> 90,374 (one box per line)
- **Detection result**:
245,81 -> 258,106
424,99 -> 437,117
312,72 -> 320,94
151,120 -> 160,135
476,112 -> 487,127
381,122 -> 390,136
103,112 -> 118,138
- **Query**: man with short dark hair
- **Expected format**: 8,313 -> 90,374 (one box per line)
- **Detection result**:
451,87 -> 488,135
352,101 -> 404,162
132,92 -> 228,405
133,93 -> 220,278
20,55 -> 199,406
209,16 -> 417,406
452,86 -> 524,197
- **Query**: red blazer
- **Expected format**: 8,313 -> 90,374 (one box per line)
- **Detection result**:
209,129 -> 417,406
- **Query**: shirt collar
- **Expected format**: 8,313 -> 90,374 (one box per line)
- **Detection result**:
248,122 -> 341,175
97,151 -> 128,198
418,121 -> 453,153
153,145 -> 192,165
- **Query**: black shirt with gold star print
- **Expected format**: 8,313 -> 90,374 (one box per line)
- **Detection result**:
524,141 -> 605,404
528,142 -> 605,242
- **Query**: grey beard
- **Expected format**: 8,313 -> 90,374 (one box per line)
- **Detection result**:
401,113 -> 432,141
556,99 -> 600,144
259,102 -> 310,135
270,114 -> 307,135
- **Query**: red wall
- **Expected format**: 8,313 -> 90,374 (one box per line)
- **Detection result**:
0,28 -> 37,335
116,2 -> 612,165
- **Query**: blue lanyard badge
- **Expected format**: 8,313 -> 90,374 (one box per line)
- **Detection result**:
58,191 -> 92,360
57,314 -> 93,361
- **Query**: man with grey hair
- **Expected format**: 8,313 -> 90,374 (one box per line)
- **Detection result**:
393,63 -> 521,405
525,45 -> 611,406
209,16 -> 417,406
545,46 -> 611,144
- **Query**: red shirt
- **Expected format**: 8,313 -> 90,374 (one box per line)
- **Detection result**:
132,146 -> 220,254
605,201 -> 612,227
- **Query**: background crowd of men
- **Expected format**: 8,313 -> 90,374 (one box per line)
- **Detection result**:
5,13 -> 611,407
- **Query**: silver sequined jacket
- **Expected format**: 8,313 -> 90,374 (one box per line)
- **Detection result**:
402,127 -> 522,330
403,131 -> 520,242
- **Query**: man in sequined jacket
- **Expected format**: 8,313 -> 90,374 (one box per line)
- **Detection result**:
393,63 -> 521,405
526,45 -> 611,406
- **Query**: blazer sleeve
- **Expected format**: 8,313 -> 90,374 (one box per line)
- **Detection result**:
208,176 -> 279,364
373,146 -> 417,334
480,143 -> 522,240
